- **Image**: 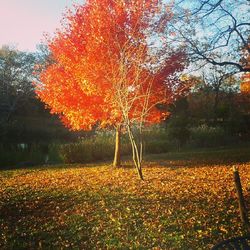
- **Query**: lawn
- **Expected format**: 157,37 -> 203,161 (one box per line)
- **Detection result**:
0,149 -> 250,249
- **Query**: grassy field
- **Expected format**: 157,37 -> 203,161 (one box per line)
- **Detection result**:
0,148 -> 250,249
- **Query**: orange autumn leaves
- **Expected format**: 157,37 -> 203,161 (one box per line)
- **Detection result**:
241,73 -> 250,93
35,0 -> 186,131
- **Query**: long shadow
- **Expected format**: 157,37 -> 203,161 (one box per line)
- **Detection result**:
0,190 -> 96,249
1,185 -> 249,249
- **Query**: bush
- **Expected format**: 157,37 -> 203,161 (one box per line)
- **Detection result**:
165,116 -> 190,147
59,133 -> 131,164
188,125 -> 232,148
0,143 -> 50,168
145,140 -> 173,154
59,142 -> 92,164
143,127 -> 178,153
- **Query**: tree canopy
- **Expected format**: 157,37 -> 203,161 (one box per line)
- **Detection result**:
36,0 -> 187,131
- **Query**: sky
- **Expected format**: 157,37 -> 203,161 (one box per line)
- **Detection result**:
0,0 -> 83,52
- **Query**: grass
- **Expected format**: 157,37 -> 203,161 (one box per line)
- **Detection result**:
146,144 -> 250,164
0,148 -> 250,249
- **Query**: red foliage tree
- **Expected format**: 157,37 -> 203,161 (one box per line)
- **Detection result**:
35,0 -> 188,179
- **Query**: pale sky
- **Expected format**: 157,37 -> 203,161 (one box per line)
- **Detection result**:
0,0 -> 83,52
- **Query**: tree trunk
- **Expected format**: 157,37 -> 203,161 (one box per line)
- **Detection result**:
136,164 -> 144,180
113,125 -> 121,167
127,125 -> 144,180
213,86 -> 220,125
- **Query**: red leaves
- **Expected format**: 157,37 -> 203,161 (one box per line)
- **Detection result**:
35,0 -> 187,131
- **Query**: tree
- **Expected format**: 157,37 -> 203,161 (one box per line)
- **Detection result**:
197,66 -> 240,124
169,0 -> 250,75
35,0 -> 188,179
0,46 -> 36,118
166,97 -> 190,149
0,46 -> 37,140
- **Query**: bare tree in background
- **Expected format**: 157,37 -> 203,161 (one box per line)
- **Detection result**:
0,46 -> 36,136
0,47 -> 35,118
168,0 -> 250,75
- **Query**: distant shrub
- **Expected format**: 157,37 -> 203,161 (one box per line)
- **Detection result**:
48,144 -> 63,163
165,116 -> 190,148
59,133 -> 131,164
59,142 -> 92,164
143,127 -> 178,153
189,125 -> 230,148
145,140 -> 173,154
0,143 -> 48,168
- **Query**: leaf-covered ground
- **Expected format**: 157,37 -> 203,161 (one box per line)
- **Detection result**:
0,155 -> 250,249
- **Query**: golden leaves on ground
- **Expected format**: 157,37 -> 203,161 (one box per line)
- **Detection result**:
0,162 -> 249,249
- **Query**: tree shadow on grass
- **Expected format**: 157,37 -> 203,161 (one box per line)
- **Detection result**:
0,190 -> 96,250
1,184 -> 249,250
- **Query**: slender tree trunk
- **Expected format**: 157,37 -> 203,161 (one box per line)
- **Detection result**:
113,124 -> 121,167
127,125 -> 144,180
213,86 -> 220,125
